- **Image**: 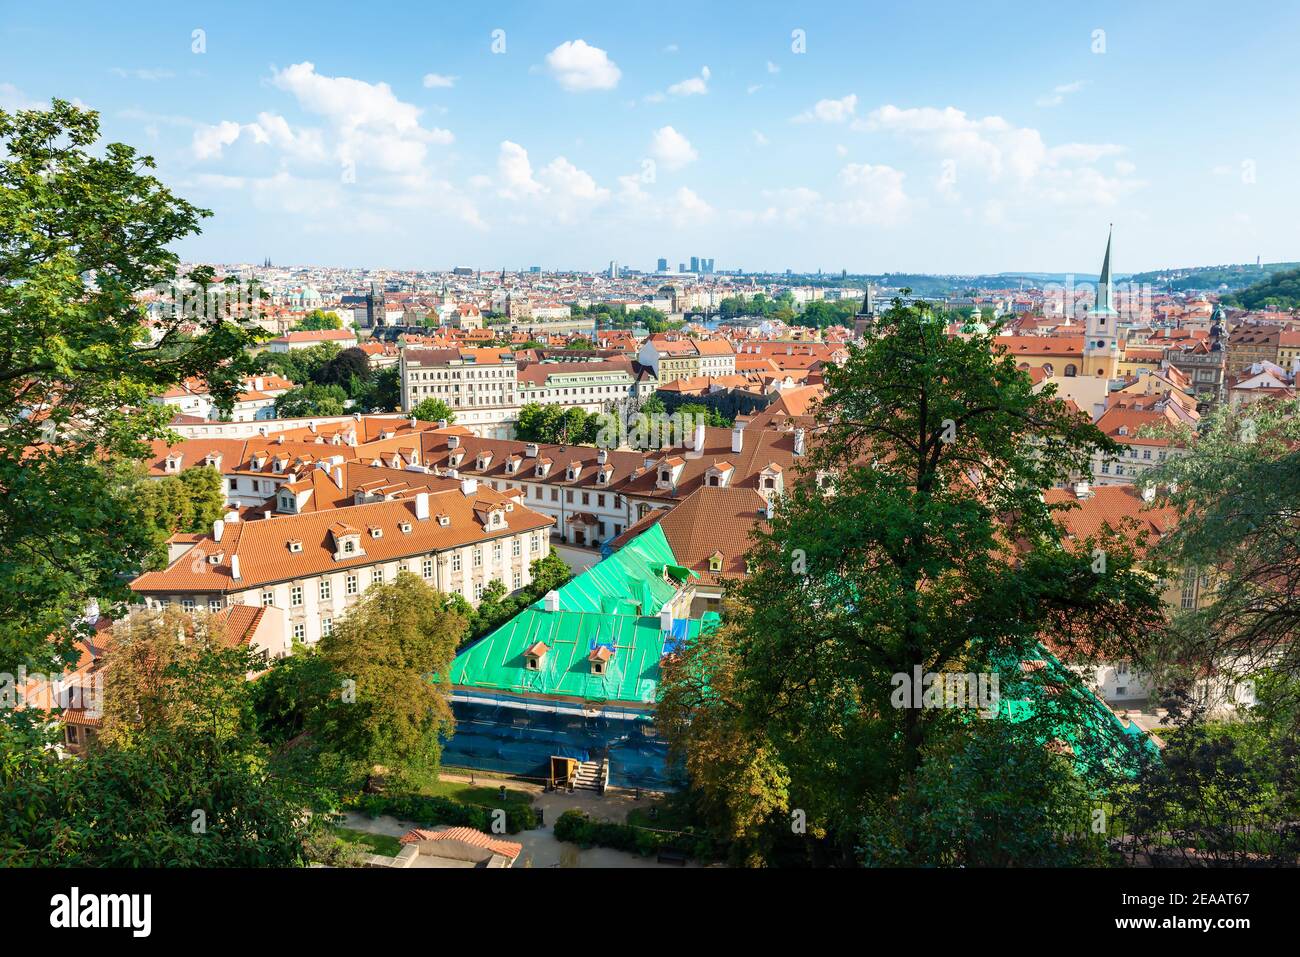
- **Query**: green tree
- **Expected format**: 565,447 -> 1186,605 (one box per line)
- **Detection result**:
0,607 -> 313,867
274,382 -> 348,417
293,309 -> 343,331
260,341 -> 341,385
1144,398 -> 1300,688
410,397 -> 456,424
315,573 -> 466,790
314,347 -> 370,392
659,297 -> 1165,862
0,100 -> 260,673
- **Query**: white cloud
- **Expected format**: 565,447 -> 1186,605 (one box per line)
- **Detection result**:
667,187 -> 714,227
667,65 -> 710,97
795,94 -> 858,124
191,120 -> 242,160
493,141 -> 609,221
753,130 -> 770,146
545,40 -> 621,92
837,163 -> 909,224
766,60 -> 781,74
663,43 -> 679,53
742,164 -> 908,229
0,83 -> 41,111
747,84 -> 763,95
861,103 -> 1143,208
650,125 -> 698,170
422,73 -> 457,88
1036,80 -> 1085,108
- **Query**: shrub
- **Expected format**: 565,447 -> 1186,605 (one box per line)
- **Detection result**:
352,793 -> 536,834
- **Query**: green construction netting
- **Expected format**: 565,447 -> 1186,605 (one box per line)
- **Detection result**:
449,608 -> 705,704
547,524 -> 680,616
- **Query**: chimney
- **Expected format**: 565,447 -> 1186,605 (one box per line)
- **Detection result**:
213,519 -> 225,543
230,554 -> 241,580
447,434 -> 460,449
544,590 -> 560,612
1073,480 -> 1091,500
224,510 -> 239,524
460,477 -> 478,496
333,465 -> 344,489
693,418 -> 706,452
415,491 -> 430,520
731,421 -> 745,454
409,415 -> 417,428
525,442 -> 539,458
438,418 -> 448,429
1141,485 -> 1156,503
794,428 -> 806,456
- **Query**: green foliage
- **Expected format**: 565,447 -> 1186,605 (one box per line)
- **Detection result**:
673,401 -> 732,428
0,100 -> 260,672
1145,398 -> 1300,687
353,792 -> 537,834
658,297 -> 1166,863
314,572 -> 465,791
552,809 -> 711,859
514,401 -> 612,445
409,396 -> 456,424
1226,266 -> 1300,309
274,382 -> 348,417
463,552 -> 573,643
259,341 -> 341,386
1,607 -> 314,866
314,347 -> 369,391
293,309 -> 343,331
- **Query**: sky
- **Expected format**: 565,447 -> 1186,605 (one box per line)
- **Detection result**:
3,0 -> 1298,274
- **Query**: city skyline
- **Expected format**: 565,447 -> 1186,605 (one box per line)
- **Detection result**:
2,1 -> 1297,273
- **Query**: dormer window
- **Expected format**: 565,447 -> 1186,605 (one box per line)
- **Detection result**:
567,463 -> 581,481
369,526 -> 383,539
588,644 -> 614,676
164,455 -> 182,473
477,453 -> 492,470
207,552 -> 223,565
449,452 -> 464,467
596,468 -> 610,485
399,521 -> 412,534
437,514 -> 451,527
660,469 -> 670,483
524,641 -> 549,671
709,552 -> 724,573
288,540 -> 303,553
343,540 -> 355,554
506,458 -> 520,474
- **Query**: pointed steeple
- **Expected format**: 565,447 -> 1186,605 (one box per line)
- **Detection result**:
1094,224 -> 1117,317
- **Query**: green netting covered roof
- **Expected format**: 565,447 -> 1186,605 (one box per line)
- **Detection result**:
449,607 -> 705,704
449,525 -> 703,705
543,523 -> 680,616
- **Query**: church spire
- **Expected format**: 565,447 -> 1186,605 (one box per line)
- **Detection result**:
1094,224 -> 1116,317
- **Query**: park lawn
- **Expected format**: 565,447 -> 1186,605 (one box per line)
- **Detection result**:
419,778 -> 535,808
333,827 -> 403,857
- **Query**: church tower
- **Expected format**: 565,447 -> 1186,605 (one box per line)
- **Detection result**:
1084,227 -> 1120,378
854,283 -> 877,339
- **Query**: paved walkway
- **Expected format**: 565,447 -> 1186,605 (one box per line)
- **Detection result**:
340,810 -> 696,869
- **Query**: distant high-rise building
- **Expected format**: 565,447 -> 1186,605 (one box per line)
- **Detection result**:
679,262 -> 687,273
608,260 -> 619,279
530,265 -> 541,273
657,257 -> 668,272
689,256 -> 700,273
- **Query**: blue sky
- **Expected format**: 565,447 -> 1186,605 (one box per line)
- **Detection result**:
3,0 -> 1298,273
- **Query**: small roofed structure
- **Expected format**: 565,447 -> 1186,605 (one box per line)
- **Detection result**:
385,827 -> 523,868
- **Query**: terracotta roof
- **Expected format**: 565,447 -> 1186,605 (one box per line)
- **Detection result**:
398,827 -> 522,861
131,487 -> 553,595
